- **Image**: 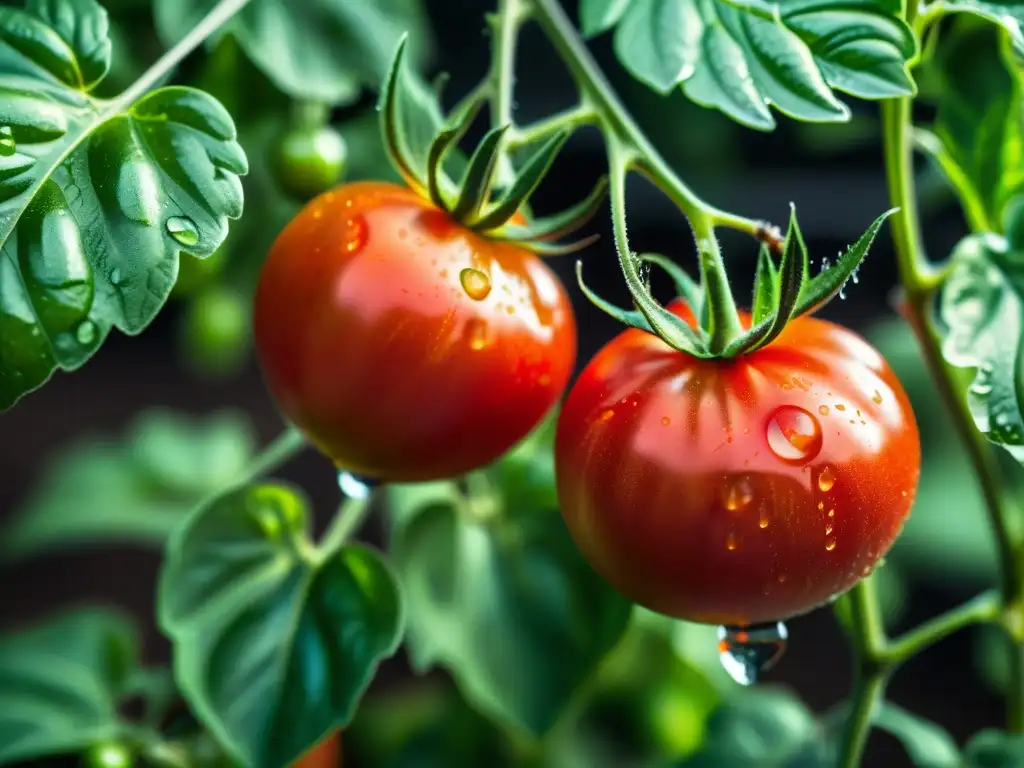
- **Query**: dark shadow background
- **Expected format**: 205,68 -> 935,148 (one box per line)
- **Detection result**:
0,1 -> 997,765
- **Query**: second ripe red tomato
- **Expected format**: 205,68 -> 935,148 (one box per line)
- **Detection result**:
253,181 -> 576,483
555,302 -> 920,626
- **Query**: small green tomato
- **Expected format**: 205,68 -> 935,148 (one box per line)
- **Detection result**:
180,286 -> 250,378
272,124 -> 348,201
82,741 -> 134,768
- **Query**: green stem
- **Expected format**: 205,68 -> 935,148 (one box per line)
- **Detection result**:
838,669 -> 888,768
884,590 -> 1001,664
508,103 -> 598,147
488,0 -> 526,183
1010,638 -> 1024,732
112,0 -> 253,110
239,426 -> 306,486
319,496 -> 372,557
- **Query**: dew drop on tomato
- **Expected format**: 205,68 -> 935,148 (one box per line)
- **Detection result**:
817,465 -> 836,492
337,469 -> 380,500
716,621 -> 788,685
459,267 -> 492,300
344,215 -> 367,253
722,477 -> 753,511
765,405 -> 823,463
463,318 -> 490,350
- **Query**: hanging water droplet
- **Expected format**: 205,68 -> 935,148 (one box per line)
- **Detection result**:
723,477 -> 753,511
820,256 -> 831,273
337,470 -> 380,500
765,405 -> 823,464
75,320 -> 96,345
464,318 -> 490,350
817,465 -> 836,492
0,125 -> 15,156
459,268 -> 492,300
851,266 -> 861,284
838,282 -> 847,300
166,216 -> 199,247
717,622 -> 788,685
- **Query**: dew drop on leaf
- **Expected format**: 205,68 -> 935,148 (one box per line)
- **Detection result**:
717,622 -> 788,685
166,216 -> 199,247
765,406 -> 822,464
0,126 -> 14,157
110,268 -> 122,286
817,465 -> 836,492
75,320 -> 96,345
337,470 -> 380,500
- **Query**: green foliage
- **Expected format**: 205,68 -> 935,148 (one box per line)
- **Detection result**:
158,483 -> 404,768
584,0 -> 915,130
873,703 -> 960,768
940,233 -> 1024,462
3,409 -> 257,561
963,730 -> 1024,767
153,0 -> 433,105
387,422 -> 632,737
0,608 -> 140,765
919,22 -> 1024,232
178,285 -> 251,379
0,0 -> 246,411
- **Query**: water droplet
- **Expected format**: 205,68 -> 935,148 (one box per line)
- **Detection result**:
75,320 -> 96,345
765,406 -> 823,464
0,125 -> 15,156
778,573 -> 788,583
726,531 -> 739,551
820,256 -> 831,273
661,416 -> 671,426
166,216 -> 199,247
599,409 -> 615,422
835,403 -> 846,411
825,537 -> 837,551
818,465 -> 836,492
459,268 -> 492,300
538,373 -> 552,387
838,282 -> 847,300
717,622 -> 788,686
828,508 -> 835,518
825,524 -> 833,535
110,268 -> 122,285
345,216 -> 368,253
758,509 -> 770,529
337,470 -> 379,500
851,266 -> 861,284
312,207 -> 324,220
723,477 -> 754,511
818,404 -> 829,416
872,390 -> 883,404
464,318 -> 489,351
818,501 -> 824,511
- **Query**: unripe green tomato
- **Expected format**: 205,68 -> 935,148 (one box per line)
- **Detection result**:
273,124 -> 348,201
180,286 -> 250,378
82,742 -> 134,768
171,247 -> 229,299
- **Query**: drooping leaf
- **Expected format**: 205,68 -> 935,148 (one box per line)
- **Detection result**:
2,409 -> 257,561
940,233 -> 1024,462
873,702 -> 960,768
158,483 -> 404,768
922,23 -> 1024,232
0,0 -> 247,411
963,730 -> 1024,767
387,432 -> 632,737
607,0 -> 915,130
938,0 -> 1024,57
0,608 -> 140,765
153,0 -> 433,105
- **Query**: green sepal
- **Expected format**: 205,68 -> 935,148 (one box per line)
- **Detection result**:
494,175 -> 609,253
791,208 -> 897,317
575,260 -> 654,335
520,233 -> 601,256
636,252 -> 705,321
751,244 -> 780,325
471,130 -> 570,230
426,95 -> 487,210
725,205 -> 807,356
450,125 -> 510,222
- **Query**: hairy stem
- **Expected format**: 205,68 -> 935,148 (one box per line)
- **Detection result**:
113,0 -> 254,109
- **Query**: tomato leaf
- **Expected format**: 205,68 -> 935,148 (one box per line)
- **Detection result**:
919,23 -> 1024,232
606,0 -> 915,131
939,233 -> 1024,462
792,208 -> 896,316
751,244 -> 780,325
154,0 -> 432,105
387,435 -> 632,737
2,409 -> 257,562
0,608 -> 142,764
963,730 -> 1024,767
937,0 -> 1024,57
873,702 -> 960,768
0,0 -> 247,411
579,0 -> 630,37
158,483 -> 404,768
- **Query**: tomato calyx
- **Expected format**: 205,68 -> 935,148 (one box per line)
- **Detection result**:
379,37 -> 606,254
577,205 -> 898,360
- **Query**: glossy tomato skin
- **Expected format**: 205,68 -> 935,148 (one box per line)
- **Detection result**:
254,181 -> 575,483
555,302 -> 920,626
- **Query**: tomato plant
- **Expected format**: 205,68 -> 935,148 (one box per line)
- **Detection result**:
4,0 -> 1024,766
556,302 -> 920,626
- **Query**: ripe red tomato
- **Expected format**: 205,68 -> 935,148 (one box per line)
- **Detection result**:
254,181 -> 575,482
291,732 -> 341,768
555,301 -> 920,626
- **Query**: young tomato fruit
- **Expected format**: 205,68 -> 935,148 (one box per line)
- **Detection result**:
254,181 -> 576,482
555,302 -> 920,626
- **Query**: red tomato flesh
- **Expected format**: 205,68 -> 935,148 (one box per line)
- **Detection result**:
254,181 -> 576,482
555,302 -> 920,626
